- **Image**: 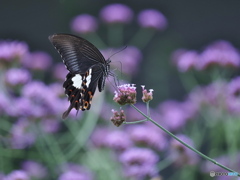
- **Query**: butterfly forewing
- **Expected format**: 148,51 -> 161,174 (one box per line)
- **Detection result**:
49,33 -> 110,119
49,34 -> 106,74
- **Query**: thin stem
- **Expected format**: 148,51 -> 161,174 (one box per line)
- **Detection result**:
124,119 -> 148,124
130,104 -> 240,176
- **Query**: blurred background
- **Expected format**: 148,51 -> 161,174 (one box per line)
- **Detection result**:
0,0 -> 240,179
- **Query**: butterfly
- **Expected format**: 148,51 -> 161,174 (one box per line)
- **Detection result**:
49,33 -> 111,119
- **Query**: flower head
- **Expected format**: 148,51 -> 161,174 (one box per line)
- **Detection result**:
4,68 -> 31,86
0,40 -> 28,62
21,51 -> 52,70
59,164 -> 93,180
110,109 -> 126,127
172,50 -> 200,72
120,147 -> 159,179
10,118 -> 35,149
21,161 -> 47,179
141,85 -> 154,102
71,14 -> 98,34
113,84 -> 137,105
105,130 -> 132,151
100,4 -> 133,24
5,170 -> 30,180
127,124 -> 167,151
138,9 -> 167,30
199,40 -> 240,69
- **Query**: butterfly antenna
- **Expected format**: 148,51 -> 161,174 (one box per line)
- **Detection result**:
108,46 -> 127,60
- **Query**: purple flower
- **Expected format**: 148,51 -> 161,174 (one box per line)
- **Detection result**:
4,68 -> 31,86
10,118 -> 35,149
21,81 -> 62,116
170,134 -> 199,166
5,170 -> 30,180
0,40 -> 28,62
158,100 -> 195,131
49,82 -> 65,97
100,4 -> 133,24
189,81 -> 227,107
21,51 -> 52,70
199,40 -> 240,70
71,14 -> 98,34
8,97 -> 33,117
59,164 -> 93,180
0,173 -> 4,180
53,63 -> 69,81
102,46 -> 142,75
40,118 -> 61,133
138,9 -> 167,30
105,130 -> 132,151
91,127 -> 110,147
113,84 -> 137,105
21,161 -> 47,179
58,171 -> 91,180
172,50 -> 200,72
227,76 -> 240,96
127,124 -> 167,151
120,147 -> 159,179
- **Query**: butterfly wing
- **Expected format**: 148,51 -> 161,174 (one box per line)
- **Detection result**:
49,33 -> 109,119
49,33 -> 107,74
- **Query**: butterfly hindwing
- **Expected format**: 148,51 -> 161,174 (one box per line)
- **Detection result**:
62,66 -> 105,119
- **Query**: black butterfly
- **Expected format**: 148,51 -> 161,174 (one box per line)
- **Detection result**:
49,33 -> 111,119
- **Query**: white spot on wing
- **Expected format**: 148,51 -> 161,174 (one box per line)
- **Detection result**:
86,68 -> 92,87
72,74 -> 82,89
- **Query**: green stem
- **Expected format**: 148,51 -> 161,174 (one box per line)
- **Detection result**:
124,119 -> 148,124
130,104 -> 240,176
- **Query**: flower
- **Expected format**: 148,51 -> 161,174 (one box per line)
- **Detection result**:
40,118 -> 61,133
21,161 -> 47,179
113,84 -> 137,105
120,147 -> 159,179
90,127 -> 110,147
5,170 -> 30,180
110,109 -> 126,127
0,40 -> 28,62
227,76 -> 240,96
100,4 -> 133,24
158,100 -> 195,131
58,171 -> 91,180
138,9 -> 167,30
53,63 -> 69,81
172,50 -> 200,72
4,68 -> 31,86
21,51 -> 52,70
105,130 -> 132,151
141,85 -> 153,102
101,46 -> 142,75
71,14 -> 98,34
170,134 -> 199,166
127,124 -> 167,151
10,118 -> 35,149
199,40 -> 240,69
59,164 -> 93,180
